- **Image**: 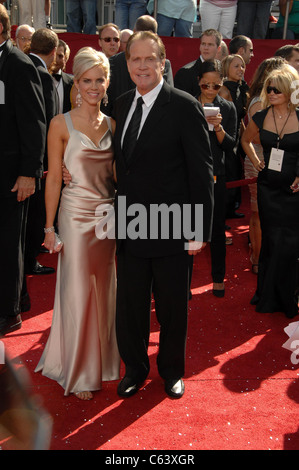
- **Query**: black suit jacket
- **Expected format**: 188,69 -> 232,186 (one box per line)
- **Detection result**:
174,57 -> 203,97
61,71 -> 73,113
104,51 -> 174,116
0,40 -> 46,198
114,82 -> 214,258
29,54 -> 59,169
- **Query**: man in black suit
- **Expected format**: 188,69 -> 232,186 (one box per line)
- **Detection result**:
23,28 -> 59,281
51,39 -> 73,114
114,31 -> 214,399
0,4 -> 46,336
174,28 -> 222,96
103,15 -> 173,116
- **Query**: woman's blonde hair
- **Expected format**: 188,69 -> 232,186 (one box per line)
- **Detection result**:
260,64 -> 299,112
73,47 -> 110,81
221,54 -> 245,80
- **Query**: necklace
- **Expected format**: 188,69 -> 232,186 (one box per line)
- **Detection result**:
275,110 -> 289,119
271,105 -> 291,148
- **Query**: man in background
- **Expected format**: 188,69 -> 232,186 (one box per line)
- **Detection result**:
0,4 -> 46,336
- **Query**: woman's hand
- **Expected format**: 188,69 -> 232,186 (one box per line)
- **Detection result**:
253,159 -> 265,172
206,113 -> 222,129
62,164 -> 72,185
291,176 -> 299,193
43,231 -> 56,254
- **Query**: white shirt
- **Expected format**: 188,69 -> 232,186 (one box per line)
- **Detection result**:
121,79 -> 164,147
0,40 -> 6,58
53,70 -> 64,114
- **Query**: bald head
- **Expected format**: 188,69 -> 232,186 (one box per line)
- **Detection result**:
16,24 -> 35,51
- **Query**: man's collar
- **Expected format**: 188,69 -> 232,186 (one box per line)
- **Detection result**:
135,79 -> 163,108
30,53 -> 48,70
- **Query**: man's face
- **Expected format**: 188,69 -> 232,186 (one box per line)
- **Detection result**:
16,27 -> 33,52
98,26 -> 120,58
53,45 -> 68,73
288,50 -> 299,73
200,34 -> 220,61
127,38 -> 165,96
241,40 -> 254,64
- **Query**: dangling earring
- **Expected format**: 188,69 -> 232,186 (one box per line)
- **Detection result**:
76,88 -> 82,108
102,93 -> 108,107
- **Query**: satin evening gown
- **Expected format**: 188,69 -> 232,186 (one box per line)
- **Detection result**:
250,108 -> 299,318
36,113 -> 120,395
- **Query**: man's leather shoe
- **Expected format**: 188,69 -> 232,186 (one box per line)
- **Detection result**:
0,315 -> 22,337
165,378 -> 185,398
28,262 -> 55,275
117,376 -> 144,398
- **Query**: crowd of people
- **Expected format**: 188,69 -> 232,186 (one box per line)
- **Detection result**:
0,2 -> 298,404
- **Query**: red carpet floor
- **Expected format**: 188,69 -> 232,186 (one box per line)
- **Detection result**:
2,187 -> 299,451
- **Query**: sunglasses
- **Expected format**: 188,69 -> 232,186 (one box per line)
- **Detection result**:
100,37 -> 120,43
200,83 -> 222,91
266,86 -> 282,95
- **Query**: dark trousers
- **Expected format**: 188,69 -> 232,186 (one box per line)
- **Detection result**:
0,196 -> 28,318
24,179 -> 46,273
210,175 -> 226,283
116,245 -> 190,382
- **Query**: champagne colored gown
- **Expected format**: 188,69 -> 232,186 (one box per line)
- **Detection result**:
36,113 -> 120,395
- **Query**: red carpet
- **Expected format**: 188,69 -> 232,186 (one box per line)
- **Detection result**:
2,187 -> 299,451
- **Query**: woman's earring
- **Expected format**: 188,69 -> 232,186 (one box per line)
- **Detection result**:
76,89 -> 82,108
102,93 -> 108,107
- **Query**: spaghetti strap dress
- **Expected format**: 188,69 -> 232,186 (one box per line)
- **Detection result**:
250,107 -> 299,318
35,112 -> 120,395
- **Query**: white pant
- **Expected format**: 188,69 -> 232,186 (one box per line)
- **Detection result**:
199,0 -> 237,39
18,0 -> 46,29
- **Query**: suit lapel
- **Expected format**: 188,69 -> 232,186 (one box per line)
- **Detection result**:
0,40 -> 13,77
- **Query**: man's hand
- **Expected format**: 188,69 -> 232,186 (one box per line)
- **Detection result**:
188,240 -> 207,255
11,176 -> 35,202
62,164 -> 72,185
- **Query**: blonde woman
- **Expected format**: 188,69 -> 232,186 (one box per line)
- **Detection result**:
36,47 -> 120,399
241,65 -> 299,318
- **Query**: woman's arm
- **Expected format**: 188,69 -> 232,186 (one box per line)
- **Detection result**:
44,116 -> 66,252
248,100 -> 262,145
241,119 -> 265,171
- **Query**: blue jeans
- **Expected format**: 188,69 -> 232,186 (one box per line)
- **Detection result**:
66,0 -> 97,34
157,13 -> 193,38
236,1 -> 272,39
115,0 -> 148,30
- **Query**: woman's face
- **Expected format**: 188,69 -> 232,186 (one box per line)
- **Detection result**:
199,71 -> 222,101
228,57 -> 245,82
267,81 -> 289,107
75,65 -> 109,106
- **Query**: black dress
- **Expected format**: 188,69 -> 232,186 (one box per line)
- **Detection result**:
251,107 -> 299,318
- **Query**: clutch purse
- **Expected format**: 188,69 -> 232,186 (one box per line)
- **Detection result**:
54,233 -> 63,252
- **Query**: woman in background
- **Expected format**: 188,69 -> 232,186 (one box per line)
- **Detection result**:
241,65 -> 299,318
244,57 -> 287,274
197,60 -> 237,297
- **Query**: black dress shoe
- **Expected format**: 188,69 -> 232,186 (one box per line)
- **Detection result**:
165,378 -> 185,398
212,288 -> 225,298
0,315 -> 22,337
28,262 -> 55,275
117,376 -> 144,398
